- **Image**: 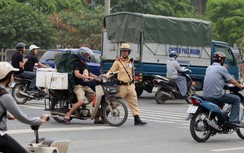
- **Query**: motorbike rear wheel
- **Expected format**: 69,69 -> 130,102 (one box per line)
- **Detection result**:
50,100 -> 71,123
12,83 -> 28,104
190,110 -> 211,142
155,90 -> 168,104
102,98 -> 128,127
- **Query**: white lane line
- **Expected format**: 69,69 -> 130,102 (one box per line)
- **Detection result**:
211,147 -> 244,152
7,126 -> 116,134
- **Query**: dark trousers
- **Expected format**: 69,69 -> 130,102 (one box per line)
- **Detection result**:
0,134 -> 28,153
20,71 -> 36,90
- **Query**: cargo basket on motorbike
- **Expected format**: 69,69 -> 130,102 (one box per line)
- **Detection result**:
103,80 -> 119,94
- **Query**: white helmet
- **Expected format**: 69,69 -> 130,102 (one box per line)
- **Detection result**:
0,62 -> 19,80
29,44 -> 39,51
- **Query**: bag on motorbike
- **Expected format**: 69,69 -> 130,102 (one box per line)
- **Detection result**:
55,52 -> 80,93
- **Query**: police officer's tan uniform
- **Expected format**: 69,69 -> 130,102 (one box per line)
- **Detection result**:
106,43 -> 146,126
107,57 -> 139,116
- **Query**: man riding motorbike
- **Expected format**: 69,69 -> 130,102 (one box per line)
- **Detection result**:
166,51 -> 187,96
64,48 -> 103,124
203,52 -> 244,127
11,42 -> 37,93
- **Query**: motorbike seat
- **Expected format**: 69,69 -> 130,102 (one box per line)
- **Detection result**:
197,95 -> 224,108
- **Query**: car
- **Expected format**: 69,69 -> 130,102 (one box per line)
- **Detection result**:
39,48 -> 101,76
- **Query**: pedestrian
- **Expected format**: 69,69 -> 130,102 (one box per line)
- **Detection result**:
105,43 -> 147,126
0,62 -> 49,153
24,44 -> 49,72
11,42 -> 37,93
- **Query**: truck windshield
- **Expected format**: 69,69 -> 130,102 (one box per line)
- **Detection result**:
215,45 -> 235,66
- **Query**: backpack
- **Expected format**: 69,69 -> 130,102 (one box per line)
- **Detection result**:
0,87 -> 8,122
55,52 -> 80,93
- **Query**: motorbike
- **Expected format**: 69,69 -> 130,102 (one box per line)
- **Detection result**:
151,68 -> 195,104
11,75 -> 47,104
186,84 -> 244,142
45,72 -> 128,127
26,117 -> 71,153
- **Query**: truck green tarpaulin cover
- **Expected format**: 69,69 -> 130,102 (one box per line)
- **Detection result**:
104,12 -> 212,46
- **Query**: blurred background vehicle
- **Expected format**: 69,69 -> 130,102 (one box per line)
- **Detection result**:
40,48 -> 101,76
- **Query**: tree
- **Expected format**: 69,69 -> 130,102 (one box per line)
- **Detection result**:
0,3 -> 57,49
206,0 -> 244,46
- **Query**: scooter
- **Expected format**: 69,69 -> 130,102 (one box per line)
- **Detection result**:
151,68 -> 195,104
11,75 -> 46,104
26,117 -> 70,153
45,72 -> 128,127
186,84 -> 244,142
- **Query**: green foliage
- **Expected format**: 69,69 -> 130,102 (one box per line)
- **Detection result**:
207,0 -> 244,46
0,3 -> 57,49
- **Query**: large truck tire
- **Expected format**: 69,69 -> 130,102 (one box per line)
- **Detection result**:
136,87 -> 143,97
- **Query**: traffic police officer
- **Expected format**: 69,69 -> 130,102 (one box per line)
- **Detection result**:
106,43 -> 147,126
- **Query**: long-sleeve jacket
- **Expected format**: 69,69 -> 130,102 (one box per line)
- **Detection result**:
0,86 -> 41,132
166,57 -> 185,79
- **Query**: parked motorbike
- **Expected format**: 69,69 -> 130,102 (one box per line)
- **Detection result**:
45,73 -> 128,127
186,84 -> 244,142
12,75 -> 47,104
151,68 -> 195,104
26,116 -> 71,153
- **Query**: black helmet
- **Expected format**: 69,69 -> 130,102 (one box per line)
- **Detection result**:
16,42 -> 26,51
213,52 -> 226,62
169,51 -> 178,58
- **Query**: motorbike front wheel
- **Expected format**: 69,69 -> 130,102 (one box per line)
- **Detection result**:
185,88 -> 196,104
190,110 -> 211,142
102,98 -> 128,127
12,83 -> 28,104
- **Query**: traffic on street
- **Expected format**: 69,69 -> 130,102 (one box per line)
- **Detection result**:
7,92 -> 244,153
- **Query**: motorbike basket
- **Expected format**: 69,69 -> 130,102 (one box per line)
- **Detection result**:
104,82 -> 119,94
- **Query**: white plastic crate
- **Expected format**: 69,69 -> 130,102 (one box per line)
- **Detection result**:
36,68 -> 68,90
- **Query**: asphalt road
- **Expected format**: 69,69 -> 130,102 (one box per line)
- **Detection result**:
6,91 -> 244,153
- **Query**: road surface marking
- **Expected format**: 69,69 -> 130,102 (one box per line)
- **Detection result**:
7,126 -> 116,134
211,147 -> 244,152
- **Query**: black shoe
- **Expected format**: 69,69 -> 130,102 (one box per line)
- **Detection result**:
134,115 -> 147,126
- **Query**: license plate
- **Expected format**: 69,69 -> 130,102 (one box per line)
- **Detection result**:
152,87 -> 158,93
186,105 -> 198,114
10,82 -> 16,88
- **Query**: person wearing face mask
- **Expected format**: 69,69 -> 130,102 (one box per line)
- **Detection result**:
24,44 -> 48,72
203,52 -> 244,127
0,62 -> 49,153
105,43 -> 147,126
11,42 -> 37,93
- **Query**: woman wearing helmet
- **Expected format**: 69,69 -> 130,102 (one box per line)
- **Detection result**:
0,62 -> 49,153
64,47 -> 103,124
203,52 -> 244,127
166,51 -> 188,96
24,44 -> 48,72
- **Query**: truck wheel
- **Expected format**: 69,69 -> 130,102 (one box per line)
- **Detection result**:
136,88 -> 143,97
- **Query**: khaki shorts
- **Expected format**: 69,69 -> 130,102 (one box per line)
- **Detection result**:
74,85 -> 95,102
